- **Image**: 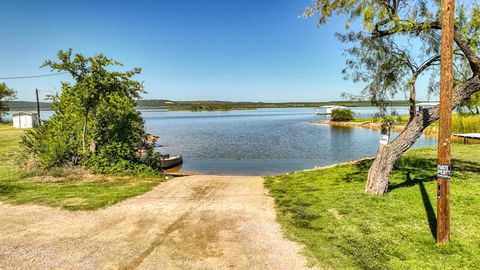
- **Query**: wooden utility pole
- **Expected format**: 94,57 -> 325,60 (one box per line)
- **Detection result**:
436,0 -> 455,244
35,88 -> 41,125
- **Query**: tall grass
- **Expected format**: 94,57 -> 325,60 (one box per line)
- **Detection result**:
352,113 -> 480,135
452,114 -> 480,133
425,114 -> 480,136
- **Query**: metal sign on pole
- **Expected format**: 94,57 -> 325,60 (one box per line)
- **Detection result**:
378,123 -> 391,152
436,0 -> 455,244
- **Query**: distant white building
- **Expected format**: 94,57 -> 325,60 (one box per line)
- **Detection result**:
416,102 -> 439,109
315,105 -> 347,115
12,112 -> 39,128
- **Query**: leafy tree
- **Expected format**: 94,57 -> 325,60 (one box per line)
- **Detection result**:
306,1 -> 480,195
41,49 -> 143,153
22,49 -> 156,173
0,83 -> 16,122
331,108 -> 355,121
460,91 -> 480,114
338,29 -> 441,122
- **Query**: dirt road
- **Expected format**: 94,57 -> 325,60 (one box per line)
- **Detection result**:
0,175 -> 315,270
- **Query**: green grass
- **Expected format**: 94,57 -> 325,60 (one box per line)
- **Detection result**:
265,144 -> 480,269
0,124 -> 165,210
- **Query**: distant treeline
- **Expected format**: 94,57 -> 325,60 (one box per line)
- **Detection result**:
173,104 -> 236,111
7,99 -> 414,111
138,99 -> 413,110
7,101 -> 51,110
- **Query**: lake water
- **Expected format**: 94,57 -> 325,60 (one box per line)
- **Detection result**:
142,107 -> 436,175
6,107 -> 436,175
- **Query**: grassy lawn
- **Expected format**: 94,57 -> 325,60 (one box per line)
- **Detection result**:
265,144 -> 480,269
0,124 -> 165,210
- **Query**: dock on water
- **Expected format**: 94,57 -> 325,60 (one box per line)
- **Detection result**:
454,133 -> 480,144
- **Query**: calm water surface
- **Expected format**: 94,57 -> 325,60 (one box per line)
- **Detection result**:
142,107 -> 436,175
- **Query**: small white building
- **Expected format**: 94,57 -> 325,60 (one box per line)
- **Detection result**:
12,111 -> 39,128
315,105 -> 347,115
417,102 -> 439,109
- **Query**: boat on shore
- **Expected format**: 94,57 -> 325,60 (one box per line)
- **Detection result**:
159,154 -> 183,169
138,134 -> 184,169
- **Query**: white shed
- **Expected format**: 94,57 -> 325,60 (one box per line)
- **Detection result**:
417,102 -> 439,109
12,112 -> 39,128
315,105 -> 347,115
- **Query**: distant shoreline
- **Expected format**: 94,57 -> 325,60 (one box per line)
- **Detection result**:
314,119 -> 441,136
312,119 -> 408,132
8,99 -> 415,111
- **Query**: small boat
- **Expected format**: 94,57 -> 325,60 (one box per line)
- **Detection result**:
159,154 -> 183,169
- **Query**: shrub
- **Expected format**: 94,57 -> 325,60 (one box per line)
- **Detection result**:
86,155 -> 157,175
21,49 -> 159,175
331,108 -> 354,122
85,142 -> 158,175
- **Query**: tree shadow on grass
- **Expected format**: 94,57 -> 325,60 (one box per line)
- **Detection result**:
390,172 -> 437,240
388,156 -> 438,240
418,179 -> 437,240
388,156 -> 480,240
388,171 -> 436,191
337,154 -> 480,240
0,183 -> 22,197
395,156 -> 480,178
337,159 -> 373,183
389,156 -> 438,240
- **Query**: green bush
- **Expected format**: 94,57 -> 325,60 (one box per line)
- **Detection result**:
85,142 -> 159,175
86,155 -> 156,175
21,122 -> 78,169
21,49 -> 160,175
331,108 -> 354,122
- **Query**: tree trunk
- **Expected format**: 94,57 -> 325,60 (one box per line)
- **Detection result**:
365,76 -> 480,195
408,78 -> 417,122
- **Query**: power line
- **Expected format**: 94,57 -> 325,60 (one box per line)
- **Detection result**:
0,72 -> 69,80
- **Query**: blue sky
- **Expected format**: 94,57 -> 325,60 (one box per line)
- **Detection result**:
1,0 -> 433,102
